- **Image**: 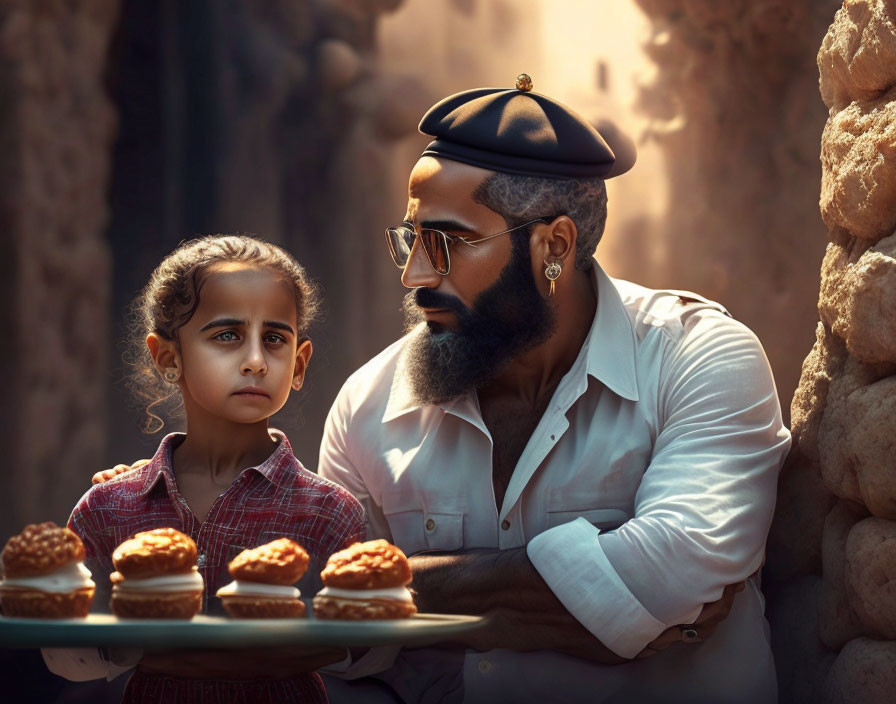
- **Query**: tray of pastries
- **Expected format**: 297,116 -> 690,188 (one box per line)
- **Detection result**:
0,525 -> 484,649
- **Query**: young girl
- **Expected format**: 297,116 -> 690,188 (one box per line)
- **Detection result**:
50,235 -> 365,703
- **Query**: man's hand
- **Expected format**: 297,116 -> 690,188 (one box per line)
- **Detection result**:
409,549 -> 630,664
449,582 -> 744,664
137,646 -> 347,679
92,459 -> 151,485
409,549 -> 747,664
460,607 -> 630,664
636,581 -> 746,658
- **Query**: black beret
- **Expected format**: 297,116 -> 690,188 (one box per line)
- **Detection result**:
418,75 -> 634,180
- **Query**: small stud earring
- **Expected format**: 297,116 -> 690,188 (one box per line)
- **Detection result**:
163,368 -> 180,383
544,261 -> 562,296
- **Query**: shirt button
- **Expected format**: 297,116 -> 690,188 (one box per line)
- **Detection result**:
500,519 -> 511,531
425,518 -> 436,531
478,659 -> 493,674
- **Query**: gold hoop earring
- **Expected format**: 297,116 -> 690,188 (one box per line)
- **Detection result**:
544,261 -> 562,296
163,368 -> 180,383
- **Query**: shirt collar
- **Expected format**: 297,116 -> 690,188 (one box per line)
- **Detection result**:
383,260 -> 639,422
135,429 -> 298,496
584,261 -> 639,402
383,337 -> 485,427
135,433 -> 180,497
253,429 -> 300,489
384,349 -> 420,422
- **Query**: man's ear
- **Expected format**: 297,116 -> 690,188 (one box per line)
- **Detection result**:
292,339 -> 314,391
531,215 -> 577,266
146,332 -> 180,377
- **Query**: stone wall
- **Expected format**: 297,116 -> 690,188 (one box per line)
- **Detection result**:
630,0 -> 841,419
0,1 -> 120,541
766,1 -> 896,701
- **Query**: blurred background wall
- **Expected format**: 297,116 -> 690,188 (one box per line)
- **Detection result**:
1,0 -> 836,545
0,0 -> 869,700
1,0 -> 835,541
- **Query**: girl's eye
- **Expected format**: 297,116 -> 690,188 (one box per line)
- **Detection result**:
215,331 -> 238,342
264,334 -> 286,345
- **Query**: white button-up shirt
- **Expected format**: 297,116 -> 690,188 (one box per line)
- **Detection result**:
319,262 -> 789,703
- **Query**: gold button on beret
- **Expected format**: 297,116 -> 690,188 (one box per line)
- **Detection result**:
417,74 -> 633,179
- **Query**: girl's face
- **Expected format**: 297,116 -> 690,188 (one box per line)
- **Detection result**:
159,263 -> 311,427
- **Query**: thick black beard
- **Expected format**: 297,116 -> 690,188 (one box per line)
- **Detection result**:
402,241 -> 556,406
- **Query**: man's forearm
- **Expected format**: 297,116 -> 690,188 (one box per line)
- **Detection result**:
410,547 -> 557,614
409,548 -> 627,664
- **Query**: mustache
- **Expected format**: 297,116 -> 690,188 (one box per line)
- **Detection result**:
412,287 -> 469,317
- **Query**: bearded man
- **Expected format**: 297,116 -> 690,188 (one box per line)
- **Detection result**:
318,76 -> 789,704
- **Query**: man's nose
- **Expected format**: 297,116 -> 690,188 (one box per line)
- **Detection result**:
400,237 -> 442,290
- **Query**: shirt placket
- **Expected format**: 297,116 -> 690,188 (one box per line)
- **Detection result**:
498,373 -> 588,546
162,469 -> 247,611
498,409 -> 569,549
161,472 -> 199,536
195,475 -> 249,598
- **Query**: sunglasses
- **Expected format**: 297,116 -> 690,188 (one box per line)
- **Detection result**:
385,217 -> 550,276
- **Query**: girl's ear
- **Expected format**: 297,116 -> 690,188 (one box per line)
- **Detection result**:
146,333 -> 180,377
291,339 -> 313,391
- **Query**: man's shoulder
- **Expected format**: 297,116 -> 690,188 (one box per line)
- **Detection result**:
608,276 -> 771,386
611,277 -> 736,344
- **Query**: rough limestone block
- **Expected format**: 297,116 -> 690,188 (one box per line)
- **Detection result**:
818,0 -> 896,111
819,501 -> 867,649
789,322 -> 848,462
818,238 -> 873,331
824,637 -> 896,704
845,517 -> 896,638
836,233 -> 896,364
848,377 -> 896,517
820,89 -> 896,242
817,354 -> 896,502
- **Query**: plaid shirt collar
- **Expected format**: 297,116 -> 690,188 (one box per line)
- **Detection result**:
136,429 -> 297,497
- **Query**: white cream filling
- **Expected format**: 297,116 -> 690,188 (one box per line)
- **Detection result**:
0,561 -> 95,594
316,586 -> 414,603
216,580 -> 301,599
112,566 -> 204,593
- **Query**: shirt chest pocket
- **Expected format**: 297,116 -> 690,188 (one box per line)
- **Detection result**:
381,495 -> 464,556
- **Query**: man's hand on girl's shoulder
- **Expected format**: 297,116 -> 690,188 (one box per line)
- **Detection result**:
92,459 -> 151,485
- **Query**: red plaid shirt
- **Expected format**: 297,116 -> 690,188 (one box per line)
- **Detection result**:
68,430 -> 365,704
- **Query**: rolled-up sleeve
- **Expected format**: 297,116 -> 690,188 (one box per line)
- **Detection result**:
527,312 -> 790,658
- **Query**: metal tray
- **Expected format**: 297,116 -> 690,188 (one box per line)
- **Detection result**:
0,612 -> 485,650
